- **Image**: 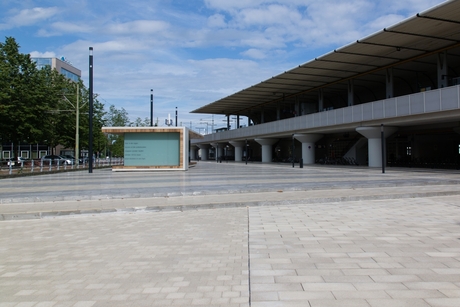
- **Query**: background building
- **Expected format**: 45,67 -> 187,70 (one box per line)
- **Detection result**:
32,57 -> 81,82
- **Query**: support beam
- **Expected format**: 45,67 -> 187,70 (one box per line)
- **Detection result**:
294,134 -> 323,164
211,143 -> 223,161
254,138 -> 278,163
190,145 -> 198,160
356,126 -> 398,167
229,141 -> 245,162
318,89 -> 324,111
438,51 -> 448,89
386,68 -> 394,98
348,80 -> 354,106
197,144 -> 210,161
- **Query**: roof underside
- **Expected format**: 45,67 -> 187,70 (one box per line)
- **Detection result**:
192,0 -> 460,115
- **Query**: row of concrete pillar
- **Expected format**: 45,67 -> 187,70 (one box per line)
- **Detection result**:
193,126 -> 397,167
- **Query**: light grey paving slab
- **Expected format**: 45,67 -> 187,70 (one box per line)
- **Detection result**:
0,208 -> 249,307
248,196 -> 460,307
2,162 -> 460,307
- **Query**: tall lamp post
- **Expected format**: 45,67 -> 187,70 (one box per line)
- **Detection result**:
150,89 -> 153,127
88,47 -> 94,173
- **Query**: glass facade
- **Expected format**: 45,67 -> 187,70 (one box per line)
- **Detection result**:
60,68 -> 80,82
32,58 -> 52,70
31,57 -> 81,82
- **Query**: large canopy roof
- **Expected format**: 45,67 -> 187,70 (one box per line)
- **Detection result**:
192,0 -> 460,116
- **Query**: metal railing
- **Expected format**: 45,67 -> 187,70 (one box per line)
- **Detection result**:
0,158 -> 124,176
193,84 -> 460,143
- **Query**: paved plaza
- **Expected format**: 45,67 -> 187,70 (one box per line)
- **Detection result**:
1,162 -> 460,306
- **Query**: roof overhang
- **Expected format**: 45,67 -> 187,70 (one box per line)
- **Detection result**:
191,0 -> 460,116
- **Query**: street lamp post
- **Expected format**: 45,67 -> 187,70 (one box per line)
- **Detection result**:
150,89 -> 153,127
75,84 -> 79,165
89,47 -> 94,173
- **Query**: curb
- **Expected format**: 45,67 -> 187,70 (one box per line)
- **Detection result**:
2,189 -> 460,221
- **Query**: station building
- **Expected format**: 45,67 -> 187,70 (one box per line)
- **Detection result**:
190,0 -> 460,169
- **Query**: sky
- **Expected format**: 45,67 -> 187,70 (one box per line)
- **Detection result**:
0,0 -> 446,131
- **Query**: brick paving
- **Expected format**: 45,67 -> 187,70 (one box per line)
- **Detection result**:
1,162 -> 460,306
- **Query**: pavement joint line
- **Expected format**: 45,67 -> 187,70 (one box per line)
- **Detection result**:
2,189 -> 460,221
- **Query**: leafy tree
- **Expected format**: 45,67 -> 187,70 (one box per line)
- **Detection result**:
0,37 -> 55,155
104,105 -> 130,157
0,36 -> 114,159
133,116 -> 151,127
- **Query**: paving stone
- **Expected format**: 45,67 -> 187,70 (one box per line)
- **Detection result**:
1,163 -> 460,307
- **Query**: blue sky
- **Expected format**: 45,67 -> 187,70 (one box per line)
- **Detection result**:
0,0 -> 445,130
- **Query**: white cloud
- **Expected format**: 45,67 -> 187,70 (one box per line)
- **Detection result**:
236,5 -> 302,27
5,0 -> 449,124
29,51 -> 57,58
207,14 -> 227,28
51,22 -> 93,34
241,48 -> 266,59
204,0 -> 266,11
1,7 -> 59,29
379,0 -> 448,14
366,14 -> 407,32
106,20 -> 169,36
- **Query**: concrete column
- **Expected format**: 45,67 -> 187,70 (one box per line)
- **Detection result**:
438,51 -> 448,89
254,138 -> 278,163
318,89 -> 324,111
356,126 -> 398,167
295,97 -> 300,116
190,145 -> 197,160
386,68 -> 394,98
229,141 -> 245,162
294,134 -> 323,164
197,144 -> 210,161
347,80 -> 354,106
211,143 -> 224,160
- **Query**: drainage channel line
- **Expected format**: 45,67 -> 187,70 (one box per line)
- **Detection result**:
247,206 -> 252,306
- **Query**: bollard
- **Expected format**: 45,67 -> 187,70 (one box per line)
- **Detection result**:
300,158 -> 303,168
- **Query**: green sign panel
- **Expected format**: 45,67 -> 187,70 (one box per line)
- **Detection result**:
124,132 -> 180,166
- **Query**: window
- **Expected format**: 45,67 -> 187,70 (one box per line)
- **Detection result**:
60,68 -> 79,82
32,58 -> 52,70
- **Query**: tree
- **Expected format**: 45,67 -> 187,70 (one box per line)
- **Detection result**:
0,37 -> 53,154
133,116 -> 150,127
104,105 -> 130,157
0,36 -> 112,159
